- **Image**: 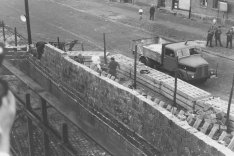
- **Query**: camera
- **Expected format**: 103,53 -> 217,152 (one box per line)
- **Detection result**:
0,42 -> 9,107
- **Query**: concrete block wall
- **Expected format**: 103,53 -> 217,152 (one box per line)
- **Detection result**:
37,44 -> 234,155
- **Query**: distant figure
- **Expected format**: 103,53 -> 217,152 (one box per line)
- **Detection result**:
139,8 -> 143,20
74,54 -> 84,64
36,41 -> 47,59
215,26 -> 223,47
226,27 -> 234,49
149,5 -> 155,20
108,57 -> 120,77
68,40 -> 78,51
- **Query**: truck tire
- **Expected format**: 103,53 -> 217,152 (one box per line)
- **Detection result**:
139,56 -> 147,65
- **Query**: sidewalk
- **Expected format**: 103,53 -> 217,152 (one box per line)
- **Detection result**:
95,0 -> 234,60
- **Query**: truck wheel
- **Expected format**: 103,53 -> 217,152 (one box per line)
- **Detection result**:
146,59 -> 155,68
139,56 -> 147,65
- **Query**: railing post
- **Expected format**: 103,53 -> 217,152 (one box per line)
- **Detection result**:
41,98 -> 50,156
173,57 -> 179,107
14,27 -> 17,51
62,123 -> 68,144
133,45 -> 137,89
103,33 -> 107,64
57,37 -> 60,49
26,94 -> 34,156
81,43 -> 84,51
226,74 -> 234,133
2,21 -> 6,43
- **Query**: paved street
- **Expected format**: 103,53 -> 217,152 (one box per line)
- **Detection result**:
0,0 -> 234,101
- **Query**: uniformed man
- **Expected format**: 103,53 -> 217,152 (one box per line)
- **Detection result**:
108,57 -> 120,77
206,20 -> 217,47
206,28 -> 215,47
215,26 -> 223,47
226,27 -> 234,49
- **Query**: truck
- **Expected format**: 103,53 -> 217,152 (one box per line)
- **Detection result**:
131,37 -> 216,83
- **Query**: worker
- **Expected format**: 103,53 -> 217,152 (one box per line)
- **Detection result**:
68,40 -> 78,51
74,54 -> 84,64
36,41 -> 47,59
149,4 -> 155,21
108,57 -> 120,78
90,56 -> 102,74
215,26 -> 223,47
139,8 -> 143,20
226,27 -> 234,49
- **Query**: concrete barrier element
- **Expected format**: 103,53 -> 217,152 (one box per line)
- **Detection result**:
33,44 -> 234,155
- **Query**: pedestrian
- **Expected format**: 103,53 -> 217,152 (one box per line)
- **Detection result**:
149,4 -> 155,21
215,26 -> 223,47
108,57 -> 120,78
139,8 -> 143,20
226,27 -> 234,49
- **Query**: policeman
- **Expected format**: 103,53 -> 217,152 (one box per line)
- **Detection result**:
226,27 -> 234,49
206,28 -> 214,47
215,26 -> 223,47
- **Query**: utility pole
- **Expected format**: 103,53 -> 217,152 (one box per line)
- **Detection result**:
188,0 -> 192,19
103,33 -> 107,64
24,0 -> 32,46
226,73 -> 234,133
133,45 -> 137,89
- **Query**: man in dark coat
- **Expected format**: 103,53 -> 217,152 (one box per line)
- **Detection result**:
206,24 -> 216,47
215,26 -> 223,47
149,5 -> 155,21
226,27 -> 234,49
108,57 -> 120,77
36,41 -> 47,59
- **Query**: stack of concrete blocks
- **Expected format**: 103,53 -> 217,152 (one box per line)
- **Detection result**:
67,51 -> 110,67
110,54 -> 234,129
37,44 -> 234,155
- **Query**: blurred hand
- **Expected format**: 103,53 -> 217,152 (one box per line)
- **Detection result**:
0,91 -> 16,154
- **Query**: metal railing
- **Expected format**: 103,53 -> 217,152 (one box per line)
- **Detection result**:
11,93 -> 77,156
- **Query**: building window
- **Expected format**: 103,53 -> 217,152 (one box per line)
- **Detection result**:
200,0 -> 208,8
213,0 -> 219,8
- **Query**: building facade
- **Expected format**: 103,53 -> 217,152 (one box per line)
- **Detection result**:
158,0 -> 234,25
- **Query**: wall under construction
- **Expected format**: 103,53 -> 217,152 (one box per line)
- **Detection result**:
11,44 -> 233,156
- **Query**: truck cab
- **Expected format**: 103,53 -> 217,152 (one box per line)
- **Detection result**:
162,42 -> 215,82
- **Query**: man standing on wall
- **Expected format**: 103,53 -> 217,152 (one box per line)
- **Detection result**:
149,4 -> 155,21
108,57 -> 120,78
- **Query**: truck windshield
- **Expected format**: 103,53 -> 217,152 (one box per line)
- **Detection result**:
177,48 -> 190,58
